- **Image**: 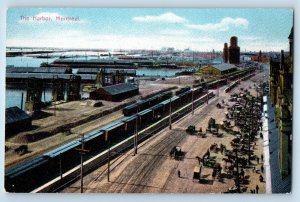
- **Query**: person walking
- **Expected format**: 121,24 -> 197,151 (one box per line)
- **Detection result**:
259,174 -> 264,182
261,165 -> 264,173
256,185 -> 259,194
178,170 -> 181,178
212,169 -> 216,181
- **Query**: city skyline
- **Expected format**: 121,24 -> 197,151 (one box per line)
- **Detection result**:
7,8 -> 293,51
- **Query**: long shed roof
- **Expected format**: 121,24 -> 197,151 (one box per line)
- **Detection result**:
211,63 -> 237,71
103,83 -> 138,96
6,106 -> 31,125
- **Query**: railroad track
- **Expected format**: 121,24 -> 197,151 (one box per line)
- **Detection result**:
109,130 -> 186,193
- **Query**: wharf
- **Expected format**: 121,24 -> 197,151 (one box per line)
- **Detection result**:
6,67 -> 136,84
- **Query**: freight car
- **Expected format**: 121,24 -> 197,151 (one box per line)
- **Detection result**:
122,91 -> 173,116
206,79 -> 228,89
175,87 -> 191,95
5,156 -> 52,192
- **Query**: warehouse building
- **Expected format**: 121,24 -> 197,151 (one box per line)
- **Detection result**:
199,63 -> 237,75
90,83 -> 139,101
6,106 -> 32,137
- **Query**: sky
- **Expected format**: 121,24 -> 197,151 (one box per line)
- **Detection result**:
6,8 -> 293,51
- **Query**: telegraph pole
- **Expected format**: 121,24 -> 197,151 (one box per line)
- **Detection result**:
107,141 -> 111,182
80,134 -> 85,193
169,97 -> 172,129
134,114 -> 139,154
192,87 -> 194,115
134,109 -> 138,155
75,134 -> 89,193
206,86 -> 209,104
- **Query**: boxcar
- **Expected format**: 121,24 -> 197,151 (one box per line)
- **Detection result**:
5,156 -> 50,193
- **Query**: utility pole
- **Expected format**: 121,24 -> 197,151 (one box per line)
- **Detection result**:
79,134 -> 85,193
206,86 -> 209,105
192,87 -> 194,115
134,108 -> 138,155
169,97 -> 172,129
75,134 -> 89,193
107,141 -> 111,182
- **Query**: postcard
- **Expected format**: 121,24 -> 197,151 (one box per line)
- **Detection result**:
5,8 -> 293,194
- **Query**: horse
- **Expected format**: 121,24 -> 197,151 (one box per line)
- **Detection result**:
196,156 -> 203,164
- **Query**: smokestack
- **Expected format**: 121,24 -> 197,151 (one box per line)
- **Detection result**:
223,43 -> 229,63
230,36 -> 238,47
228,36 -> 240,64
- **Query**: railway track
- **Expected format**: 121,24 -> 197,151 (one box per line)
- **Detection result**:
109,130 -> 186,193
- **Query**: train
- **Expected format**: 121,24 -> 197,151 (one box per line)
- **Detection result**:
206,79 -> 228,89
122,91 -> 173,116
5,86 -> 207,193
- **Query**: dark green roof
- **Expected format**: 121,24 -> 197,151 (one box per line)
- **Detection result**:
103,83 -> 138,95
6,106 -> 31,125
212,63 -> 237,71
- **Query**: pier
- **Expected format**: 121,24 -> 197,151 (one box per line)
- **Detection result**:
6,67 -> 136,84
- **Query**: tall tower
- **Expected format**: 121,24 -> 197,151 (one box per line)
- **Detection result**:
228,36 -> 240,64
223,43 -> 229,63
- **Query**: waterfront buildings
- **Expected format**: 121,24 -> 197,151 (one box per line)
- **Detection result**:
199,63 -> 237,75
6,107 -> 32,137
89,83 -> 139,101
